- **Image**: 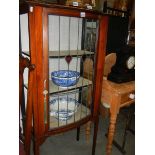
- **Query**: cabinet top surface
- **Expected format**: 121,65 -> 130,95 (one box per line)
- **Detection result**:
20,0 -> 103,15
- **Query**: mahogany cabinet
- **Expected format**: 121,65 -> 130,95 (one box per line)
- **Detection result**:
19,1 -> 108,155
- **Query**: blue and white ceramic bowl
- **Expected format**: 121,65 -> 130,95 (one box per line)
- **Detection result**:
50,97 -> 79,121
51,70 -> 80,87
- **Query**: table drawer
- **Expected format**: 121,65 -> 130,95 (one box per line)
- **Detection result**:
120,91 -> 135,104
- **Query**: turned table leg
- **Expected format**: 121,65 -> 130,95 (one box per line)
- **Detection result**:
106,94 -> 120,155
106,113 -> 117,155
85,121 -> 91,143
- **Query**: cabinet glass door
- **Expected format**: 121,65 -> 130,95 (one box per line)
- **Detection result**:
47,14 -> 98,129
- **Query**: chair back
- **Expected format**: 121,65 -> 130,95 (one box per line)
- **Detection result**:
104,53 -> 116,77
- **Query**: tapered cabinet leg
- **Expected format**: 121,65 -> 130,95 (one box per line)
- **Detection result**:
106,114 -> 117,155
33,141 -> 40,155
92,116 -> 99,155
76,127 -> 80,141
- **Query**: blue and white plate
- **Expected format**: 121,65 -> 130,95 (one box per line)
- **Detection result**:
51,70 -> 80,87
50,97 -> 79,121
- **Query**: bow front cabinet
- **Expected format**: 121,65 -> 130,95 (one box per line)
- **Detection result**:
19,1 -> 108,155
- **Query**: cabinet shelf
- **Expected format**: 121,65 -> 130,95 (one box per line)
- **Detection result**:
49,104 -> 91,129
22,50 -> 94,58
24,77 -> 92,95
49,50 -> 94,57
49,77 -> 92,94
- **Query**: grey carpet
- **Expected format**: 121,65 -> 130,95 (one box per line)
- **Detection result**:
31,107 -> 135,155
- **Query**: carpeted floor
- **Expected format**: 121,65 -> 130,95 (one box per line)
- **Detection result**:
30,106 -> 135,155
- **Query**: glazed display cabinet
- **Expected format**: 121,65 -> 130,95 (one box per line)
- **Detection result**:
19,1 -> 108,155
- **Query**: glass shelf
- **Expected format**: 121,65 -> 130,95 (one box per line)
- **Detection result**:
49,77 -> 92,94
22,50 -> 94,58
49,104 -> 91,129
49,50 -> 94,57
24,77 -> 92,94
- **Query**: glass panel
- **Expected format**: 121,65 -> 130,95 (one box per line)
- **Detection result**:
48,14 -> 98,129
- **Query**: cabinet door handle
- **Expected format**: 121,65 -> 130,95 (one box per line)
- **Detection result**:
29,6 -> 33,12
43,80 -> 48,124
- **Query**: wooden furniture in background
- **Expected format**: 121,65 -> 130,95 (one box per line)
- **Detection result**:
19,1 -> 108,155
84,53 -> 135,154
66,0 -> 83,6
100,77 -> 135,155
100,53 -> 135,155
66,0 -> 96,7
103,0 -> 130,17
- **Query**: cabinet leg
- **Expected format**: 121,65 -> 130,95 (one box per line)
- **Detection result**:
106,114 -> 117,155
92,116 -> 99,155
76,126 -> 80,141
25,145 -> 31,155
24,126 -> 32,155
33,141 -> 40,155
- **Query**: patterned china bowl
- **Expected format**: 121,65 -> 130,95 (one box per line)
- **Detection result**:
50,97 -> 79,121
51,70 -> 80,87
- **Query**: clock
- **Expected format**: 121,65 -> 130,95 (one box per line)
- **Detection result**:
126,56 -> 135,69
107,45 -> 135,83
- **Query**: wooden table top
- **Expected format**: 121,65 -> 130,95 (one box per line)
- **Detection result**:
102,77 -> 135,95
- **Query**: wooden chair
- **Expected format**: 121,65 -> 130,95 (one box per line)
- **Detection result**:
83,53 -> 135,154
99,52 -> 116,117
83,53 -> 116,142
100,53 -> 135,155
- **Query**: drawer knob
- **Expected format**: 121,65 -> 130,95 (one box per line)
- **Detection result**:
129,93 -> 135,99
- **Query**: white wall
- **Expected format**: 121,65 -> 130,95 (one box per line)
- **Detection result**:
20,14 -> 29,52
